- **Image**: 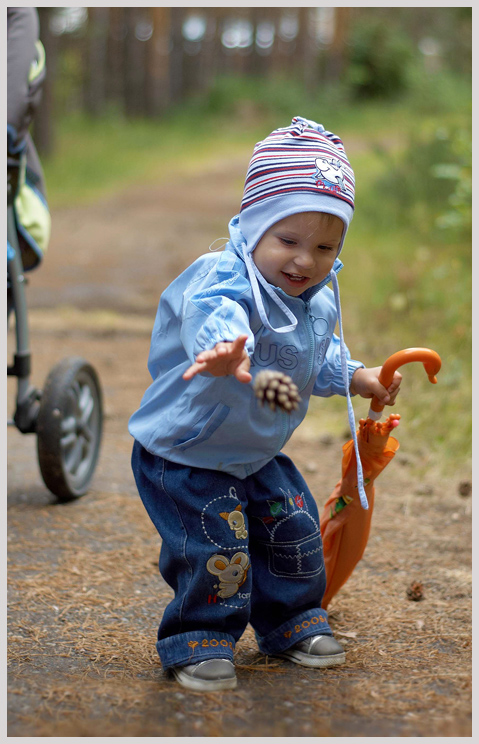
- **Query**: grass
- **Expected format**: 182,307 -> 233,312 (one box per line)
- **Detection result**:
42,110 -> 240,209
44,72 -> 470,209
42,73 -> 471,475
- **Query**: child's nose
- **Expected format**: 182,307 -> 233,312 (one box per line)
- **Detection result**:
293,250 -> 315,269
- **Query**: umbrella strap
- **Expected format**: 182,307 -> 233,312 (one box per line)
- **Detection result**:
330,270 -> 369,510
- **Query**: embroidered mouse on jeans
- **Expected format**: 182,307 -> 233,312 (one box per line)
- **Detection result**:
206,552 -> 250,598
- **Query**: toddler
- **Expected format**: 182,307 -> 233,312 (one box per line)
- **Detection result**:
129,116 -> 401,691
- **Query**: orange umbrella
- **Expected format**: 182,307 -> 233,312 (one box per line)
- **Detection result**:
320,348 -> 442,610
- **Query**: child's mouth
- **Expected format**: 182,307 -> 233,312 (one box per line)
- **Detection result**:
281,272 -> 310,288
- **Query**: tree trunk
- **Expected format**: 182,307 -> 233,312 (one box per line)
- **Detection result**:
325,7 -> 350,82
297,7 -> 316,92
198,8 -> 219,93
145,7 -> 171,116
124,8 -> 146,117
169,7 -> 185,103
268,8 -> 283,78
246,6 -> 261,77
248,6 -> 278,79
84,7 -> 109,116
213,8 -> 235,78
107,7 -> 127,108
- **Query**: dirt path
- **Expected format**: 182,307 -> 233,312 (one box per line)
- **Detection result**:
7,150 -> 472,737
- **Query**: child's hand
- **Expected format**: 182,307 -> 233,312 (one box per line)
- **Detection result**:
350,366 -> 402,406
183,334 -> 252,384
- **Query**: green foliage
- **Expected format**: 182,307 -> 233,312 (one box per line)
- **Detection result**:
53,46 -> 84,114
370,107 -> 472,242
346,20 -> 417,99
407,66 -> 471,118
338,100 -> 471,473
198,75 -> 308,119
432,125 -> 472,236
440,7 -> 472,76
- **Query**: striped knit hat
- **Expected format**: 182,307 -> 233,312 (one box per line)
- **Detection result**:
239,116 -> 355,256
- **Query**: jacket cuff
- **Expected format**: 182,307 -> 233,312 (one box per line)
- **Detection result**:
331,359 -> 364,397
192,328 -> 254,363
347,360 -> 364,395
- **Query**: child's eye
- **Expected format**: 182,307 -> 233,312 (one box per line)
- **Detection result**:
280,237 -> 296,246
318,245 -> 334,251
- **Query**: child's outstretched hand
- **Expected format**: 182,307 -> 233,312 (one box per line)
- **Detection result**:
350,366 -> 402,406
183,334 -> 252,384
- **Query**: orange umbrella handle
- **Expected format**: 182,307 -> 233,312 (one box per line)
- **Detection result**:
368,347 -> 442,419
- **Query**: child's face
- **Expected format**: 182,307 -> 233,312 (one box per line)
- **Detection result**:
253,212 -> 344,297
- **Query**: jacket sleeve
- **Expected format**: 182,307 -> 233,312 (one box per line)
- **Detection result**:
312,333 -> 364,397
179,265 -> 256,364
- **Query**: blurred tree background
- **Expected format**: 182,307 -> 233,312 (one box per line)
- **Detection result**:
34,6 -> 471,152
33,6 -> 471,475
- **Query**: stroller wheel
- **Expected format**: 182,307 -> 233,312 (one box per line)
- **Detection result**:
36,357 -> 103,501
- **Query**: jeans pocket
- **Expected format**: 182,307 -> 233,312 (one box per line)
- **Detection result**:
264,531 -> 324,578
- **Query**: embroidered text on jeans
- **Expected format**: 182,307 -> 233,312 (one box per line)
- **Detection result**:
283,614 -> 328,639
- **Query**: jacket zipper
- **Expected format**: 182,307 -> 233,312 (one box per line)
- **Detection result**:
300,302 -> 316,392
277,301 -> 316,452
277,410 -> 289,453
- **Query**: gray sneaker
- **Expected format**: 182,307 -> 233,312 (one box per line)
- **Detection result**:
171,658 -> 237,691
276,635 -> 346,668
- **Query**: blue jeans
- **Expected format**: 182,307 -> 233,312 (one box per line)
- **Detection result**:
131,440 -> 332,669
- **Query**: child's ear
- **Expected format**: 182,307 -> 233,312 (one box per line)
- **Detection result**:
231,552 -> 249,568
207,555 -> 229,575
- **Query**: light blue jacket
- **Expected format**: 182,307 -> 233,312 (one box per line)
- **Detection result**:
128,215 -> 364,480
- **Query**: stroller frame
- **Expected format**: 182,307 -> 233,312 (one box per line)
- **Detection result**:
7,163 -> 40,433
7,160 -> 103,501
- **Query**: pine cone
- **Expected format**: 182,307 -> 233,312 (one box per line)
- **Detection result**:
406,581 -> 424,602
253,370 -> 301,413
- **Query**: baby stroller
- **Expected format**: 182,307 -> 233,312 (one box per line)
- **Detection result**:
7,159 -> 103,501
